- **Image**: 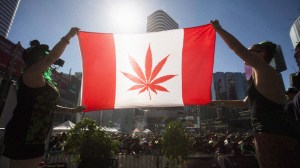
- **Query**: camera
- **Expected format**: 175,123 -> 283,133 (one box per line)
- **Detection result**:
53,58 -> 65,67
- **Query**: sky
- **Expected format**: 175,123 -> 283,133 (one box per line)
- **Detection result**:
7,0 -> 300,90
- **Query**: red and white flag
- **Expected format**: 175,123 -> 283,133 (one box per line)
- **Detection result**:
78,24 -> 215,111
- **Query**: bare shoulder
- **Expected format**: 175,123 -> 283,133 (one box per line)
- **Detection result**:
254,66 -> 282,102
22,67 -> 45,88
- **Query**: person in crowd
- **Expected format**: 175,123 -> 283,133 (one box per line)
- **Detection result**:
293,43 -> 300,68
240,134 -> 255,154
209,20 -> 300,168
140,141 -> 152,154
284,87 -> 298,121
130,137 -> 142,155
1,27 -> 85,168
292,47 -> 300,121
214,136 -> 227,154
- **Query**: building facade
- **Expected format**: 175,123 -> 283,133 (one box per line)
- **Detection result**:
290,16 -> 300,49
223,72 -> 247,100
0,36 -> 23,80
210,72 -> 249,128
290,16 -> 300,87
147,10 -> 178,32
0,0 -> 21,38
213,71 -> 285,100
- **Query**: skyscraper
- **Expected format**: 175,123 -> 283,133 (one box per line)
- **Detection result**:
0,0 -> 21,38
290,16 -> 300,49
147,10 -> 178,32
213,72 -> 247,100
223,72 -> 247,100
289,16 -> 300,87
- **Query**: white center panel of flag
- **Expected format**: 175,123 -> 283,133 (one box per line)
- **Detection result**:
113,29 -> 184,108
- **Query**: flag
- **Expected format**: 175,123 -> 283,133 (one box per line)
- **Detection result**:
78,24 -> 215,111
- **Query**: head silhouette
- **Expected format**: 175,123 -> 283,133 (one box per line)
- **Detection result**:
22,40 -> 50,66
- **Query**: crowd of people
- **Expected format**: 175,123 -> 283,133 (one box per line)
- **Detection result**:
49,128 -> 255,157
48,132 -> 67,153
116,129 -> 255,156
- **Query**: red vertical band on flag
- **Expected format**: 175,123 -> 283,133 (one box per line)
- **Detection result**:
78,32 -> 116,111
182,24 -> 216,105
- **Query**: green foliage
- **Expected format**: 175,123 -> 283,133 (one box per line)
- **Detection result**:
161,120 -> 189,167
64,118 -> 119,162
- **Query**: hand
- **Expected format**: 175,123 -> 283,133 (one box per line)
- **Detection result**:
65,27 -> 80,39
210,20 -> 221,29
73,105 -> 86,113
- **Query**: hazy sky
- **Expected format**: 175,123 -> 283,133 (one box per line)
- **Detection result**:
7,0 -> 300,90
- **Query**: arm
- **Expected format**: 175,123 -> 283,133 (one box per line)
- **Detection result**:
210,20 -> 264,68
211,20 -> 281,103
38,27 -> 80,72
23,27 -> 80,87
55,105 -> 86,113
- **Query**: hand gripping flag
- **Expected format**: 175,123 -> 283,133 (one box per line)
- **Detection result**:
78,24 -> 215,111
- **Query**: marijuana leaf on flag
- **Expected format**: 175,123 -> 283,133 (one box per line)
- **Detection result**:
121,44 -> 176,100
78,24 -> 216,111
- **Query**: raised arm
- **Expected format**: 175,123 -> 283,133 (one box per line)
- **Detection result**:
210,20 -> 281,103
210,20 -> 264,68
23,27 -> 80,88
37,27 -> 80,72
41,27 -> 79,71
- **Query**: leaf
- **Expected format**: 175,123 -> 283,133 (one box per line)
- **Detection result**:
150,55 -> 169,82
153,85 -> 169,92
128,85 -> 145,91
138,86 -> 147,94
129,56 -> 146,82
149,85 -> 157,94
145,44 -> 152,82
151,75 -> 176,85
122,44 -> 176,100
121,72 -> 145,84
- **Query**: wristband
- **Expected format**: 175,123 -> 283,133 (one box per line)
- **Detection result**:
61,36 -> 70,44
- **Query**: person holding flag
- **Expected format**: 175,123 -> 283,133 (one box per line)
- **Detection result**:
1,27 -> 85,168
210,20 -> 300,168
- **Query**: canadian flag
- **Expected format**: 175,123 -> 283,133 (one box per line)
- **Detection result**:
78,24 -> 215,111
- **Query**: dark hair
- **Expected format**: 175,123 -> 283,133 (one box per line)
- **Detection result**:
23,40 -> 57,86
252,41 -> 277,63
291,72 -> 300,90
23,40 -> 50,66
295,50 -> 300,59
285,87 -> 299,94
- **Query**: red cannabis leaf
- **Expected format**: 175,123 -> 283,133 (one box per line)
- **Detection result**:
121,44 -> 176,100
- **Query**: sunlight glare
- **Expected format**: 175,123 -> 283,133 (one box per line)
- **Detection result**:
109,3 -> 144,33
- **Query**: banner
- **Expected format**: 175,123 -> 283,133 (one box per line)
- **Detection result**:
78,24 -> 215,111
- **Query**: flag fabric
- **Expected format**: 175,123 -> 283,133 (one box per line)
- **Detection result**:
78,24 -> 215,111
